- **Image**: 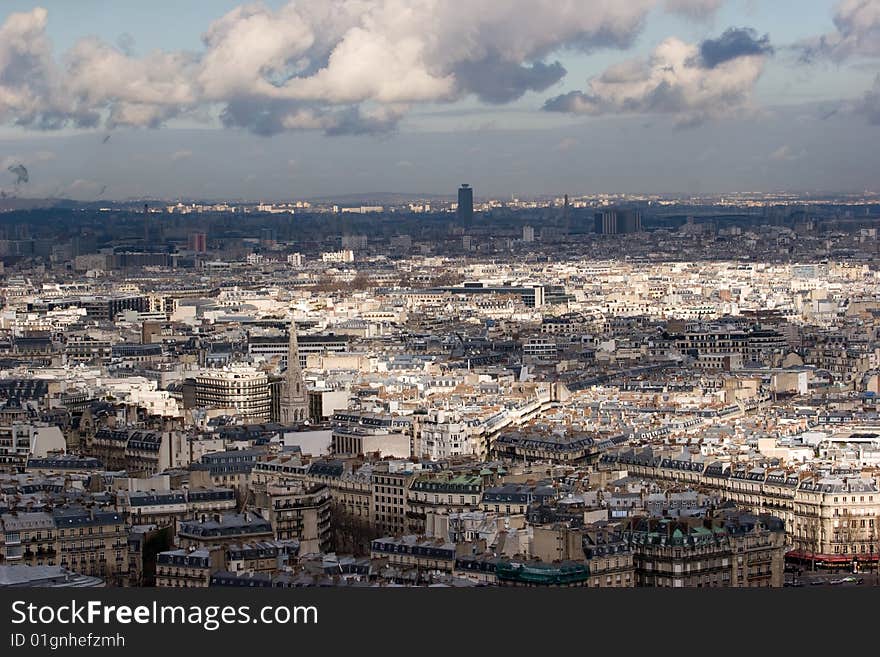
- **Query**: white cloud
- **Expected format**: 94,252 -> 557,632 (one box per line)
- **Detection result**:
171,149 -> 193,161
798,0 -> 880,62
0,8 -> 91,129
544,29 -> 772,126
64,38 -> 198,128
796,2 -> 880,127
0,1 -> 659,135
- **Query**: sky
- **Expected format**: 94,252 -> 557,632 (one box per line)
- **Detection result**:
0,0 -> 878,200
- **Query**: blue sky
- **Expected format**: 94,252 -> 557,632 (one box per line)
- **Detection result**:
0,1 -> 878,199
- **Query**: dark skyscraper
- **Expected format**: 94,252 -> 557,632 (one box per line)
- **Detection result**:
562,194 -> 570,235
594,209 -> 642,235
457,184 -> 473,227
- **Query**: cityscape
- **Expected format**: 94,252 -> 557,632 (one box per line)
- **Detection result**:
1,1 -> 880,592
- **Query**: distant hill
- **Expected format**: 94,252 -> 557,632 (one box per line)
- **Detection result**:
0,197 -> 69,211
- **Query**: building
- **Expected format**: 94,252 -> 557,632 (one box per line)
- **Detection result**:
372,467 -> 416,537
457,184 -> 473,227
594,209 -> 642,235
321,249 -> 354,263
491,431 -> 609,464
251,482 -> 332,554
118,488 -> 236,527
280,320 -> 309,424
407,473 -> 483,535
188,232 -> 207,253
413,410 -> 475,461
495,560 -> 591,587
482,483 -> 556,515
0,564 -> 104,588
84,428 -> 189,476
581,524 -> 636,588
225,540 -> 300,575
176,513 -> 274,550
370,535 -> 476,573
331,425 -> 410,458
0,422 -> 66,470
602,450 -> 880,570
621,511 -> 786,587
248,332 -> 349,370
53,507 -> 129,586
430,282 -> 548,308
0,512 -> 56,567
194,366 -> 271,423
191,448 -> 266,488
155,548 -> 224,588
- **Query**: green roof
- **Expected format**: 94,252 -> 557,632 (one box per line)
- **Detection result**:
496,561 -> 590,585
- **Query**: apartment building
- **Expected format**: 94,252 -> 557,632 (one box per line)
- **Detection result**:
372,466 -> 416,536
84,428 -> 189,476
194,367 -> 271,423
251,482 -> 332,554
53,507 -> 129,585
225,540 -> 300,574
602,450 -> 879,570
118,488 -> 236,527
406,473 -> 483,535
620,511 -> 786,588
370,535 -> 479,572
176,513 -> 274,551
155,548 -> 224,588
0,512 -> 57,567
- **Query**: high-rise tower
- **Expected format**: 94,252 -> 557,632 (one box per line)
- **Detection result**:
562,194 -> 570,235
280,319 -> 308,424
457,184 -> 473,227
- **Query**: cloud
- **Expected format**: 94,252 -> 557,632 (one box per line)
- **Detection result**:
218,97 -> 407,136
63,37 -> 198,128
698,27 -> 773,68
0,1 -> 658,136
544,28 -> 773,126
797,0 -> 880,62
452,55 -> 566,104
794,2 -> 880,127
0,8 -> 97,129
665,0 -> 724,21
171,149 -> 193,161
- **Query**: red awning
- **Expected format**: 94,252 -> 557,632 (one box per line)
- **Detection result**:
785,550 -> 879,563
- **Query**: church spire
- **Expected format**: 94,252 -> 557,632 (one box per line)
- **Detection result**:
281,317 -> 308,424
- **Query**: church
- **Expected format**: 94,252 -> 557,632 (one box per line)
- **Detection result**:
280,319 -> 309,424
